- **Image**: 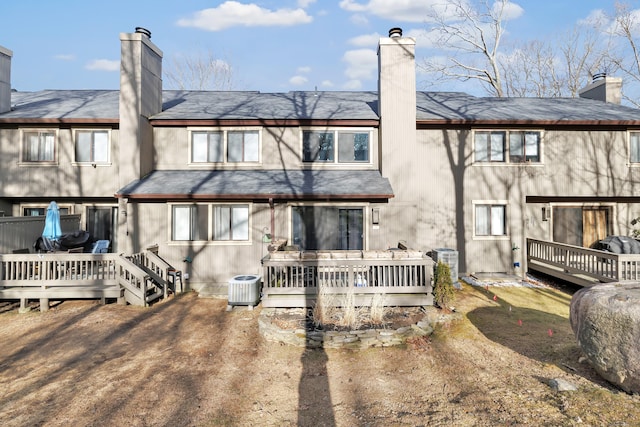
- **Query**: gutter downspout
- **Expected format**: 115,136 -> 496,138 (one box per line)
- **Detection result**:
269,198 -> 275,241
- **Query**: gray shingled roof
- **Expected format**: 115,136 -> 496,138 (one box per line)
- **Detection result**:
154,91 -> 379,120
5,89 -> 640,123
6,90 -> 119,119
117,170 -> 394,200
416,92 -> 640,122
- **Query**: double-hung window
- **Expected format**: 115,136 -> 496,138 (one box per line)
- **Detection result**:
630,131 -> 640,163
22,130 -> 56,163
172,205 -> 208,241
75,130 -> 110,163
171,204 -> 250,242
191,131 -> 223,163
475,131 -> 505,162
475,203 -> 507,237
475,130 -> 541,163
509,131 -> 540,162
213,205 -> 249,241
228,131 -> 259,162
190,130 -> 259,163
303,130 -> 370,163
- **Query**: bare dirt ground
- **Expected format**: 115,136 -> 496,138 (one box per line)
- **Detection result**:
1,279 -> 639,427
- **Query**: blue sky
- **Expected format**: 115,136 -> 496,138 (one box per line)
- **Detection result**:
2,0 -> 638,94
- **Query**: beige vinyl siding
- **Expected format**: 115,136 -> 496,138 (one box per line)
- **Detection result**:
121,201 -> 279,290
0,127 -> 119,198
396,127 -> 639,274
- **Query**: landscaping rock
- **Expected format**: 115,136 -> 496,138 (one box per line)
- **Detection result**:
570,283 -> 640,394
549,378 -> 577,392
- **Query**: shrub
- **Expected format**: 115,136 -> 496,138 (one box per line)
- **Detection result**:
433,261 -> 455,310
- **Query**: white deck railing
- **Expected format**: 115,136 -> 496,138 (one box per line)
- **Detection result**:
527,238 -> 640,285
0,250 -> 177,310
262,250 -> 434,308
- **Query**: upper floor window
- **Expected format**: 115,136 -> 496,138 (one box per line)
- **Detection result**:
303,130 -> 370,163
171,204 -> 250,242
228,131 -> 259,162
22,130 -> 56,163
630,131 -> 640,163
190,129 -> 259,164
75,130 -> 110,163
475,130 -> 541,163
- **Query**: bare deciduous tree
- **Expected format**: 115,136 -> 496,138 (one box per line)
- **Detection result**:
501,27 -> 608,98
164,49 -> 237,91
604,2 -> 640,106
422,0 -> 611,99
422,0 -> 511,97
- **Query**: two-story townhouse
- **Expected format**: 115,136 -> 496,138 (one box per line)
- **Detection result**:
2,27 -> 640,295
0,45 -> 120,249
411,90 -> 640,276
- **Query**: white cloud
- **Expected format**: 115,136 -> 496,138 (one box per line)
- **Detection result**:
348,32 -> 381,47
85,59 -> 119,71
297,0 -> 316,7
343,49 -> 377,80
343,79 -> 363,90
405,28 -> 440,48
349,14 -> 369,26
321,80 -> 334,87
289,75 -> 308,86
339,0 -> 441,22
177,1 -> 313,31
578,9 -> 609,27
54,54 -> 75,61
297,66 -> 312,73
495,1 -> 523,20
340,0 -> 524,24
339,0 -> 368,12
579,8 -> 640,37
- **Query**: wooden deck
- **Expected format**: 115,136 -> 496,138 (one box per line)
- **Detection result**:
527,238 -> 640,286
262,250 -> 434,308
0,249 -> 181,311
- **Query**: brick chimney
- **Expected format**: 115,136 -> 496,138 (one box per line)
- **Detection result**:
579,73 -> 622,104
0,45 -> 13,114
118,27 -> 163,188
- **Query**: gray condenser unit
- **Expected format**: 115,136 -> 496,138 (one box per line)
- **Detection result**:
227,274 -> 261,309
433,248 -> 459,285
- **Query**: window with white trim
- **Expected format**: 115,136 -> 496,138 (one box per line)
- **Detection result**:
190,130 -> 259,163
302,130 -> 370,163
172,205 -> 208,241
475,204 -> 507,236
171,204 -> 250,242
630,131 -> 640,163
22,205 -> 71,216
474,130 -> 541,163
228,131 -> 259,162
22,130 -> 56,163
75,130 -> 110,163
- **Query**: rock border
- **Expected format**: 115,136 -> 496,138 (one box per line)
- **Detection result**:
258,307 -> 461,349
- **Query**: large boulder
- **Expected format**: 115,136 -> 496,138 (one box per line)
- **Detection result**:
570,283 -> 640,394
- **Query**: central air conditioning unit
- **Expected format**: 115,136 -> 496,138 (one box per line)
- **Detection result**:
433,248 -> 459,286
227,275 -> 261,310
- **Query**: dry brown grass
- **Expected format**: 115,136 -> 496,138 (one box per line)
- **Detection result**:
1,280 -> 640,426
